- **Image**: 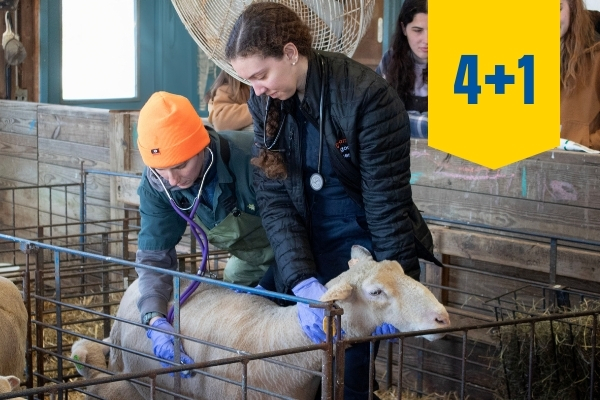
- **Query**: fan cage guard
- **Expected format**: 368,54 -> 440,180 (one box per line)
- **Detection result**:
171,0 -> 375,84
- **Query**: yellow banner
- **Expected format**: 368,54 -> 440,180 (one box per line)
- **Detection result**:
429,0 -> 559,169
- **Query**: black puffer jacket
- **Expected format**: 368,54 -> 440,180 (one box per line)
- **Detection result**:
248,49 -> 433,292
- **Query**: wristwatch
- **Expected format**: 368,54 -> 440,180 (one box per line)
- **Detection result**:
142,311 -> 164,325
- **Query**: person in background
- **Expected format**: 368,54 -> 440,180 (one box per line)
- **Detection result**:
135,91 -> 272,374
376,0 -> 428,113
204,70 -> 253,131
561,0 -> 600,150
225,3 -> 434,399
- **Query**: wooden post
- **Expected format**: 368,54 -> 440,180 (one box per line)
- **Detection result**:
108,111 -> 131,258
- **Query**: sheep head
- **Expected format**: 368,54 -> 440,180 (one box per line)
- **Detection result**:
70,339 -> 110,379
0,375 -> 21,394
320,245 -> 450,340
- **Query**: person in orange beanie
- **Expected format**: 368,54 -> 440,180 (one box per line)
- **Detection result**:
135,91 -> 273,375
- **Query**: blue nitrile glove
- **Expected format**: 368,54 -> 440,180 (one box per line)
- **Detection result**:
292,277 -> 328,343
372,323 -> 400,342
372,323 -> 399,336
146,317 -> 195,377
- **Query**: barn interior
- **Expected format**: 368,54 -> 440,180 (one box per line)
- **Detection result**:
1,1 -> 600,399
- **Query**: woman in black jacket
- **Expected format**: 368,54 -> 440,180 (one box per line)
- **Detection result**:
226,3 -> 434,399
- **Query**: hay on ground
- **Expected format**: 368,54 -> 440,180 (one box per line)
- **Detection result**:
492,299 -> 600,400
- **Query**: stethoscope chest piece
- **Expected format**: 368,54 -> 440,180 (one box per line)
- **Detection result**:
309,172 -> 324,191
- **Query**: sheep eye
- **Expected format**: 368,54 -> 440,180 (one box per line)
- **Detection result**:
369,289 -> 382,296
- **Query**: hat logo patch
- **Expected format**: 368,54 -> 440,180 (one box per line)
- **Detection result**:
151,148 -> 160,155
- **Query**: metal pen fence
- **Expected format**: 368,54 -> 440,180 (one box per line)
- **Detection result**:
0,233 -> 340,400
1,177 -> 600,399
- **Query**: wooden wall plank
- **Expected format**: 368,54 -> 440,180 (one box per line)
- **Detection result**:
414,186 -> 600,242
0,177 -> 37,189
430,226 -> 600,281
0,131 -> 37,159
109,112 -> 131,257
38,137 -> 110,169
116,176 -> 142,206
110,112 -> 131,172
0,186 -> 38,209
0,203 -> 39,230
36,191 -> 111,224
37,162 -> 81,185
0,155 -> 37,184
128,112 -> 144,173
0,100 -> 38,135
37,105 -> 110,147
411,139 -> 600,167
130,157 -> 145,175
411,152 -> 600,211
38,163 -> 110,201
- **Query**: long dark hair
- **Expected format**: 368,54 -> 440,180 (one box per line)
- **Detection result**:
225,3 -> 312,180
385,0 -> 428,106
561,0 -> 596,93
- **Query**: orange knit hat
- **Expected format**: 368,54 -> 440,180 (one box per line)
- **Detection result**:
137,91 -> 210,169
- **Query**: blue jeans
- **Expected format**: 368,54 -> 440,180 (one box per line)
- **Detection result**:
260,198 -> 379,398
309,206 -> 377,400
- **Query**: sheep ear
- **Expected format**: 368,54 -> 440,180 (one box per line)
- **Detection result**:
6,376 -> 20,390
347,258 -> 359,268
320,282 -> 353,302
350,245 -> 373,263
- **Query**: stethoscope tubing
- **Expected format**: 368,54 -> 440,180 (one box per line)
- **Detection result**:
262,56 -> 327,188
166,197 -> 209,323
149,148 -> 214,323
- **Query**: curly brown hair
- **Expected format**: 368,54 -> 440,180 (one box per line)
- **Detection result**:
561,0 -> 596,94
225,3 -> 312,180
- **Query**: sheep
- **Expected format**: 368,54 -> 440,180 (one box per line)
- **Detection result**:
0,276 -> 27,379
70,339 -> 143,400
102,245 -> 450,400
0,375 -> 24,399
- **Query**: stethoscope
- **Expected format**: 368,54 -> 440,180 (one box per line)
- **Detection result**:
309,57 -> 327,191
149,147 -> 214,323
263,57 -> 327,192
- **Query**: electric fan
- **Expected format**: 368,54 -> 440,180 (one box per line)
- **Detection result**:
171,0 -> 376,83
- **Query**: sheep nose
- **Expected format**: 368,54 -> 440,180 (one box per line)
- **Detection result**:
434,311 -> 451,327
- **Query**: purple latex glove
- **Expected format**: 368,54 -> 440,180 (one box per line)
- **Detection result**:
292,277 -> 328,343
146,317 -> 195,377
372,323 -> 400,342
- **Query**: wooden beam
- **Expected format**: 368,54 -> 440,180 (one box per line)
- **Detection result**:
430,225 -> 600,283
108,112 -> 131,258
115,176 -> 141,206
